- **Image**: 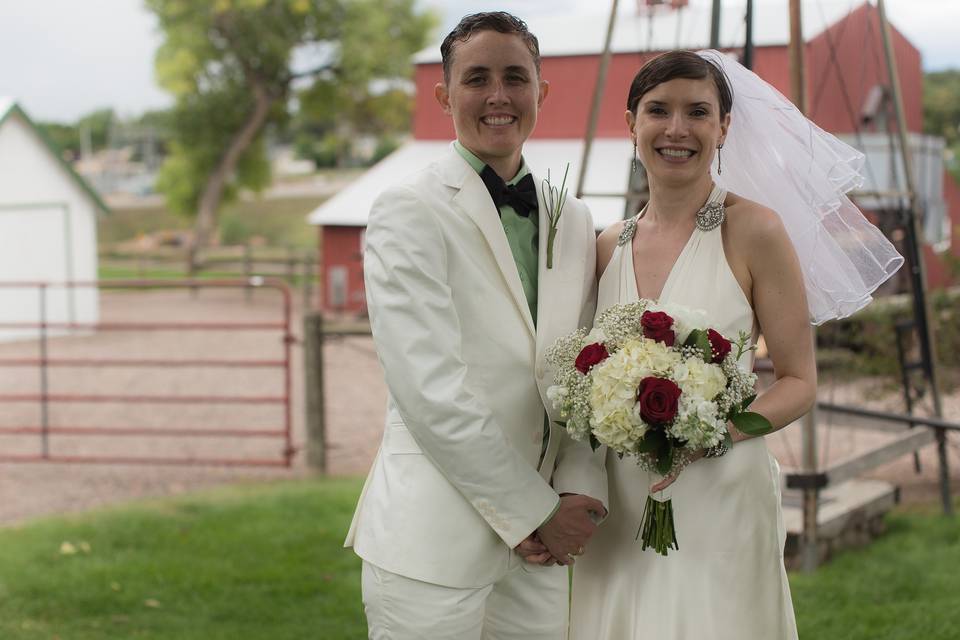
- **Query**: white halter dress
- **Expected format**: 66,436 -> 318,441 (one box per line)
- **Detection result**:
569,187 -> 798,640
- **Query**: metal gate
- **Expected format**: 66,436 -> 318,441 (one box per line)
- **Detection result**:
0,279 -> 295,467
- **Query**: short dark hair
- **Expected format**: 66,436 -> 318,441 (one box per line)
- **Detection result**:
627,50 -> 733,116
440,12 -> 541,84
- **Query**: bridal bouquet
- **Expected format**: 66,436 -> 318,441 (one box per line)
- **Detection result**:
546,300 -> 772,555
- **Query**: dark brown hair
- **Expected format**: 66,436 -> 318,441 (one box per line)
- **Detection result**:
627,51 -> 733,116
440,12 -> 541,84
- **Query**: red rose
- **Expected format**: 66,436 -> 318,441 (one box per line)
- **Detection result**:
707,329 -> 732,363
641,310 -> 675,346
575,342 -> 609,374
636,376 -> 682,425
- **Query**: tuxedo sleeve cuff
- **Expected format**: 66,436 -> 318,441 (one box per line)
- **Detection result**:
536,496 -> 561,532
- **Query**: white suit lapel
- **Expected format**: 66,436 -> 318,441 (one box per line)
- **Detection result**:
534,171 -> 563,356
442,148 -> 536,338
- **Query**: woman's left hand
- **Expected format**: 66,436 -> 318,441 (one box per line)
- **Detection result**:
649,449 -> 707,493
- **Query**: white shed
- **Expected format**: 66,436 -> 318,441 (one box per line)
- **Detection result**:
0,98 -> 103,341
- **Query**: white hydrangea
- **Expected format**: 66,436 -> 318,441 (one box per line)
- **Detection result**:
672,357 -> 727,401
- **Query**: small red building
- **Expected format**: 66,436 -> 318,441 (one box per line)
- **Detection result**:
308,2 -> 957,315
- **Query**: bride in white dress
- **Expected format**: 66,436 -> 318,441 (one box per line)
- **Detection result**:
566,51 -> 902,639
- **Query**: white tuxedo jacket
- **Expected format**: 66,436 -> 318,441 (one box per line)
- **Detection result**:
345,144 -> 607,588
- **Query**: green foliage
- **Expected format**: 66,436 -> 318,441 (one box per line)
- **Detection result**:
219,212 -> 253,245
683,328 -> 712,362
146,0 -> 435,221
816,289 -> 960,382
291,0 -> 436,165
35,108 -> 115,161
730,411 -> 773,437
923,69 -> 960,182
36,121 -> 81,159
0,479 -> 366,639
924,70 -> 960,145
152,80 -> 277,216
295,132 -> 349,168
369,135 -> 401,165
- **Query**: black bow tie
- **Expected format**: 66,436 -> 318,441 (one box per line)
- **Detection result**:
480,165 -> 539,218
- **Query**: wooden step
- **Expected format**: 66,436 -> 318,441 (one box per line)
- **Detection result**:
781,478 -> 899,568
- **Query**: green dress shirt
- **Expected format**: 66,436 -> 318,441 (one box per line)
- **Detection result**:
454,141 -> 539,325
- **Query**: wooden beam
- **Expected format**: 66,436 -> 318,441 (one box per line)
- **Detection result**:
824,428 -> 935,487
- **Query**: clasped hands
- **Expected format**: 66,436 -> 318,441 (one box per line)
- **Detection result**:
514,493 -> 605,566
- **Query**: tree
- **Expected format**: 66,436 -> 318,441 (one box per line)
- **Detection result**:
923,69 -> 960,182
146,0 -> 434,265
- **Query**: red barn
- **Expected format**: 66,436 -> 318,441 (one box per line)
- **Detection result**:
308,1 -> 957,315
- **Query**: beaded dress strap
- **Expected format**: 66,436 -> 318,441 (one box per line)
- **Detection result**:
617,217 -> 638,247
617,185 -> 727,247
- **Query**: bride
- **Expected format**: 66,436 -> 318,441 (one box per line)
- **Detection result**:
566,50 -> 902,639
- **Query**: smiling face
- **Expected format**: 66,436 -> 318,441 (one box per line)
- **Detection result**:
626,77 -> 730,188
435,29 -> 548,178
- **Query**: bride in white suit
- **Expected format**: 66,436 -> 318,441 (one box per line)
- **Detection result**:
344,12 -> 607,640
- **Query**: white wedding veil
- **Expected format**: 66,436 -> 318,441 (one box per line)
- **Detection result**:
697,50 -> 904,325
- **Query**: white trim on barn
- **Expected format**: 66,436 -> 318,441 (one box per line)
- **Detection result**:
307,139 -> 635,232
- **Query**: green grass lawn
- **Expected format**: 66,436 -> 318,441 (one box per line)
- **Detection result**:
791,505 -> 960,639
97,265 -> 242,280
1,478 -> 958,639
0,478 -> 364,640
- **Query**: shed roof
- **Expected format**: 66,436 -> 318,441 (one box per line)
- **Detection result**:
0,97 -> 109,214
307,139 -> 634,231
414,1 -> 856,63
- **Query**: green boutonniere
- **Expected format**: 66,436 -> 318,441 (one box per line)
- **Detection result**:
541,164 -> 570,269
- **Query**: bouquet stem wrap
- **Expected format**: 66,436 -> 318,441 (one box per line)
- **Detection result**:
638,494 -> 678,556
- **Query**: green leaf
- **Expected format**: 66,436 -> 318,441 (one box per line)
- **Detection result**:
656,441 -> 674,476
637,429 -> 665,454
684,329 -> 712,362
589,434 -> 601,452
741,393 -> 757,411
731,411 -> 773,436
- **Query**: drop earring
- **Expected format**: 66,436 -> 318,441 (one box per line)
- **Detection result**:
717,143 -> 723,175
632,142 -> 638,173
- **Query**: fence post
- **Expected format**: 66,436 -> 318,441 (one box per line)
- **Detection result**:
801,328 -> 820,572
301,250 -> 313,310
243,244 -> 253,302
304,311 -> 326,473
38,284 -> 50,459
286,245 -> 296,284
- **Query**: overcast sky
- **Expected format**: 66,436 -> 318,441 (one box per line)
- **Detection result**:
0,0 -> 956,123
